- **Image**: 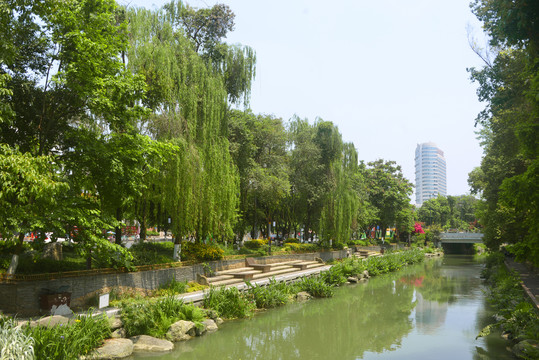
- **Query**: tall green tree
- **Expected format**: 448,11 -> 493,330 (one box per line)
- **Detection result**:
364,159 -> 414,239
468,0 -> 538,265
0,0 -> 146,271
127,4 -> 241,246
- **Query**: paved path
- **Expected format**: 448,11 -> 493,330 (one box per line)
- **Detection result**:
505,258 -> 539,309
95,264 -> 332,318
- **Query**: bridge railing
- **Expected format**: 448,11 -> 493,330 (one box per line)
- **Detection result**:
440,232 -> 483,239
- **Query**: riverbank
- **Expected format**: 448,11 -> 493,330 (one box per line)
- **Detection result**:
504,257 -> 539,309
478,253 -> 539,359
1,249 -> 430,359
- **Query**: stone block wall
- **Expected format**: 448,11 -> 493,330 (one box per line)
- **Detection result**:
0,251 -> 344,316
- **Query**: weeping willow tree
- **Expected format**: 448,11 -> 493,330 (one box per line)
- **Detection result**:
126,4 -> 242,250
319,143 -> 361,246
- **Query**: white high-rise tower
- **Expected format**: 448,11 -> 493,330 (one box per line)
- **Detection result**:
415,142 -> 447,205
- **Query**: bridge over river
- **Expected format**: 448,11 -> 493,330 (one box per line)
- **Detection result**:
440,232 -> 484,244
439,232 -> 484,254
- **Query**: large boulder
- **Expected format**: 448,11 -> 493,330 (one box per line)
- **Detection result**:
131,335 -> 174,352
83,338 -> 133,359
295,291 -> 312,301
347,276 -> 359,283
512,340 -> 539,359
111,328 -> 126,339
109,316 -> 123,330
194,319 -> 219,336
31,315 -> 71,328
201,319 -> 218,334
167,320 -> 196,341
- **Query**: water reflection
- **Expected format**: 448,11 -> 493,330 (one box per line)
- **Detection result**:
134,256 -> 513,360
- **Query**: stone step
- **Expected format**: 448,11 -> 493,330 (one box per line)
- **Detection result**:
209,277 -> 243,287
206,274 -> 234,283
251,266 -> 304,280
305,263 -> 325,269
215,267 -> 253,276
268,260 -> 304,266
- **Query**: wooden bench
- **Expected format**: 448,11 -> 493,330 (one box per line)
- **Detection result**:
245,257 -> 272,273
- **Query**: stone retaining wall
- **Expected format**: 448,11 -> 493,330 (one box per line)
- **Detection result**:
0,250 -> 349,316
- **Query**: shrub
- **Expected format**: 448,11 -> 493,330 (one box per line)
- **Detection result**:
284,238 -> 300,244
246,279 -> 290,309
120,296 -> 205,338
181,242 -> 224,261
25,312 -> 111,360
333,257 -> 366,278
130,242 -> 175,266
0,317 -> 34,360
477,254 -> 539,343
238,247 -> 255,255
283,243 -> 301,252
283,243 -> 318,253
203,286 -> 256,319
154,277 -> 188,296
296,276 -> 334,298
320,266 -> 347,286
244,239 -> 266,249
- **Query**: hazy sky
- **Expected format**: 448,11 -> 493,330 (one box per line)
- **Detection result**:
126,0 -> 487,202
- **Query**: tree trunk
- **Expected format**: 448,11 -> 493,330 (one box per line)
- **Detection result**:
115,207 -> 122,245
139,200 -> 147,242
173,237 -> 181,261
7,232 -> 25,275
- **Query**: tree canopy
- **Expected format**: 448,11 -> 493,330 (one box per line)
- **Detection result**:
468,0 -> 538,265
0,0 -> 422,273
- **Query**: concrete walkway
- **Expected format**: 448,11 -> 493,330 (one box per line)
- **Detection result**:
94,264 -> 332,318
505,258 -> 539,310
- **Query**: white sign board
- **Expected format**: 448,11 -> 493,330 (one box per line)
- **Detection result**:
99,293 -> 110,309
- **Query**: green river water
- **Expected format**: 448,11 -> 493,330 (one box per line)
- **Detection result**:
135,256 -> 513,360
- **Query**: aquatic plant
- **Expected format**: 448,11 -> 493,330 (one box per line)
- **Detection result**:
203,286 -> 256,319
24,312 -> 110,360
120,296 -> 205,338
246,278 -> 290,309
0,317 -> 34,360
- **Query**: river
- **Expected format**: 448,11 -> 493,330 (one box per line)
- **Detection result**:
134,255 -> 512,359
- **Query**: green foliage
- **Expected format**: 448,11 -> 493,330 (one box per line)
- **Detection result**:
477,253 -> 539,342
25,313 -> 111,360
119,296 -> 205,338
319,266 -> 347,286
243,239 -> 266,249
295,276 -> 334,298
282,243 -> 319,253
181,242 -> 224,261
130,242 -> 175,266
468,0 -> 539,267
363,159 -> 414,241
203,286 -> 256,319
0,317 -> 34,360
0,145 -> 68,243
284,238 -> 300,244
3,254 -> 86,275
246,278 -> 290,309
333,257 -> 367,278
416,195 -> 478,230
155,277 -> 188,296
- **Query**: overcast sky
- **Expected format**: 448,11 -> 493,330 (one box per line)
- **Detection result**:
126,0 -> 487,202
